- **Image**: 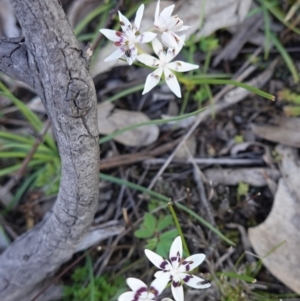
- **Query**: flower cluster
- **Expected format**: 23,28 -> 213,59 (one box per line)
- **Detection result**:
118,236 -> 211,301
100,0 -> 198,98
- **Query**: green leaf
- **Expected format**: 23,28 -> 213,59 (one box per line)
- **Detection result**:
100,173 -> 236,246
145,237 -> 158,250
134,229 -> 154,239
219,271 -> 256,283
160,229 -> 178,240
156,215 -> 174,231
156,241 -> 170,258
143,213 -> 157,230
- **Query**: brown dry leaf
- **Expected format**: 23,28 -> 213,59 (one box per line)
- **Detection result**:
97,102 -> 159,147
248,145 -> 300,293
0,0 -> 20,37
204,168 -> 280,187
251,117 -> 300,148
174,134 -> 196,159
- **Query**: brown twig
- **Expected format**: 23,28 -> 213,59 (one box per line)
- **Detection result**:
99,137 -> 182,170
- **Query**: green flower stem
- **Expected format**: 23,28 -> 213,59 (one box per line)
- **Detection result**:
100,173 -> 235,246
168,202 -> 190,257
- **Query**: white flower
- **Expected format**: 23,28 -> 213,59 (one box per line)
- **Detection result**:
137,36 -> 198,98
100,4 -> 156,65
145,236 -> 211,301
118,277 -> 167,301
154,0 -> 190,50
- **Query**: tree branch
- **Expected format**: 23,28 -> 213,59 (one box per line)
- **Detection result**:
0,1 -> 100,300
0,37 -> 34,87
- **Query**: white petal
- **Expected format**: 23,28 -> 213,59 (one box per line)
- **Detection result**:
126,277 -> 147,292
164,68 -> 181,98
169,234 -> 182,269
104,47 -> 124,62
167,61 -> 199,72
160,4 -> 175,22
180,273 -> 211,289
162,299 -> 174,301
142,68 -> 163,94
166,16 -> 183,32
118,291 -> 135,301
178,25 -> 190,32
178,254 -> 206,273
134,4 -> 144,31
118,11 -> 132,33
100,29 -> 122,42
152,38 -> 165,61
135,32 -> 157,44
161,31 -> 177,49
154,270 -> 171,280
137,54 -> 160,67
171,276 -> 184,301
144,248 -> 170,270
155,0 -> 160,23
149,275 -> 170,296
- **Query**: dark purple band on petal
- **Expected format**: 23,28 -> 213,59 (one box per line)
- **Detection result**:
134,286 -> 147,300
149,286 -> 159,296
182,274 -> 193,283
160,260 -> 169,270
172,280 -> 182,288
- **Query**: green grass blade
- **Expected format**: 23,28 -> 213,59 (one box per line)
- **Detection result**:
100,173 -> 235,246
0,89 -> 42,131
105,84 -> 145,103
99,108 -> 204,144
74,3 -> 111,36
0,151 -> 56,161
217,271 -> 256,283
260,0 -> 271,60
265,1 -> 300,35
3,169 -> 41,213
86,254 -> 95,301
269,32 -> 299,83
187,78 -> 275,100
1,142 -> 56,155
0,160 -> 42,177
0,131 -> 34,144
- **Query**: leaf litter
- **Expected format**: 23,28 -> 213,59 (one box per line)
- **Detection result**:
1,0 -> 300,300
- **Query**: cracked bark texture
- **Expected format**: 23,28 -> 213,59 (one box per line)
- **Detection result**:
0,1 -> 100,300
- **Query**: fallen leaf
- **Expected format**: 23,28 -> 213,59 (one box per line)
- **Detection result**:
174,134 -> 196,159
251,117 -> 300,148
0,0 -> 20,37
204,168 -> 280,187
97,102 -> 159,147
76,221 -> 124,252
249,145 -> 300,293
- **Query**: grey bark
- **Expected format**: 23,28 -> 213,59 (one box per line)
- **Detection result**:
0,1 -> 100,300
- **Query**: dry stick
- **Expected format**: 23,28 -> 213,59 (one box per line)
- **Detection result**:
31,248 -> 94,301
0,120 -> 51,206
186,148 -> 216,227
99,137 -> 182,170
147,56 -> 277,190
144,158 -> 264,166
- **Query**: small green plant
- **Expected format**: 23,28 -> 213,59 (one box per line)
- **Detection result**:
63,264 -> 124,301
134,212 -> 178,258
